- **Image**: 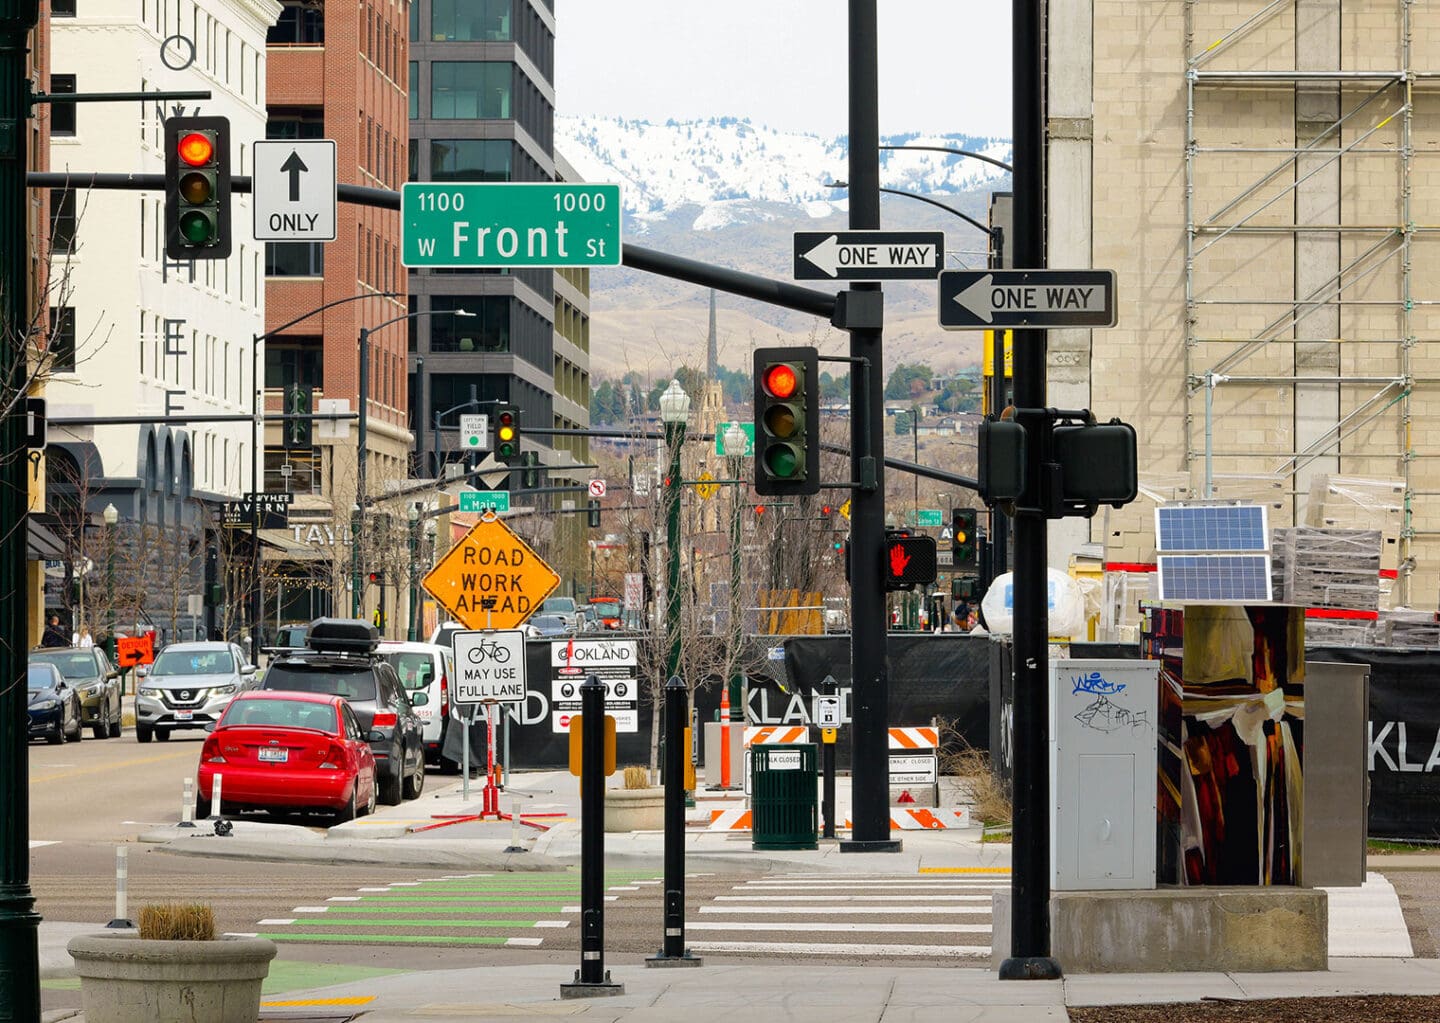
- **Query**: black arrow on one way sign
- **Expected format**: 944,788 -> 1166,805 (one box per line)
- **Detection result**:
279,150 -> 308,202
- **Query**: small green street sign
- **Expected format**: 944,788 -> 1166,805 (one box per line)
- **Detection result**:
402,183 -> 622,268
715,421 -> 755,457
459,491 -> 511,513
917,509 -> 944,528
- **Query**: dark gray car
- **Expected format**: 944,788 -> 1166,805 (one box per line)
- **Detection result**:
259,619 -> 427,806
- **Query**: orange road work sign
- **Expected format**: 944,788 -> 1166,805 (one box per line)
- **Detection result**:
422,517 -> 560,630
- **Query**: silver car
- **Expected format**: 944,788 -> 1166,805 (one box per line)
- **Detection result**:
135,641 -> 256,742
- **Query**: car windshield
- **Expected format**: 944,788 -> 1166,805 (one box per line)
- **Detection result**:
262,665 -> 379,702
221,698 -> 337,732
380,652 -> 435,692
151,649 -> 235,676
532,615 -> 566,629
30,652 -> 99,679
542,598 -> 576,614
27,665 -> 59,689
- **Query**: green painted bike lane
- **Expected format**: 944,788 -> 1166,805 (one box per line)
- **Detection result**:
251,870 -> 658,948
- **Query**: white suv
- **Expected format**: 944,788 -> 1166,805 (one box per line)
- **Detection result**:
376,641 -> 455,771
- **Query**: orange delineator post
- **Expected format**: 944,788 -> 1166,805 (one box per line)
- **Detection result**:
720,687 -> 732,788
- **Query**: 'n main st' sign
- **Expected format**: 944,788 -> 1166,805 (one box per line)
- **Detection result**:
402,183 -> 622,268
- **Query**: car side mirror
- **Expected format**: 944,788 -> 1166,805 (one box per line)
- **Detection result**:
204,722 -> 217,733
137,666 -> 149,678
106,671 -> 120,681
56,681 -> 66,691
367,729 -> 385,743
410,691 -> 429,707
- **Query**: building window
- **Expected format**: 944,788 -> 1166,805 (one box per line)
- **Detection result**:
429,139 -> 511,182
430,295 -> 509,352
49,74 -> 76,136
264,336 -> 323,390
432,0 -> 511,41
52,0 -> 76,16
431,62 -> 510,120
408,62 -> 418,119
269,1 -> 324,45
266,106 -> 324,139
48,306 -> 76,372
409,1 -> 420,41
49,189 -> 76,254
264,447 -> 318,495
265,241 -> 324,277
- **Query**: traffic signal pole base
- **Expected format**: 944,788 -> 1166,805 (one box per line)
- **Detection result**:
838,839 -> 903,853
999,956 -> 1064,981
559,972 -> 625,998
646,951 -> 703,968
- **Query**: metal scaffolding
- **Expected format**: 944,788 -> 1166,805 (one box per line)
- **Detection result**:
1183,0 -> 1437,604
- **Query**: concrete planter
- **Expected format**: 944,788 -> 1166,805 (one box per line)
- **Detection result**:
67,932 -> 277,1023
604,787 -> 666,832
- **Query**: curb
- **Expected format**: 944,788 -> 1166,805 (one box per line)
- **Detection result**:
148,836 -> 570,871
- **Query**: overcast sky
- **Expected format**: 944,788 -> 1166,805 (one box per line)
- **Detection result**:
553,2 -> 1012,139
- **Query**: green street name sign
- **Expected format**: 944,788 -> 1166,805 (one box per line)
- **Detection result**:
917,509 -> 944,528
401,183 -> 622,268
459,491 -> 511,513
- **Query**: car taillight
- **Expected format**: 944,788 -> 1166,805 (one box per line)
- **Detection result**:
440,674 -> 449,718
201,737 -> 225,764
319,743 -> 344,770
372,711 -> 397,728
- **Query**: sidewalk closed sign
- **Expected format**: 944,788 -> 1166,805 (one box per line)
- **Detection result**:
421,517 -> 560,630
449,629 -> 527,704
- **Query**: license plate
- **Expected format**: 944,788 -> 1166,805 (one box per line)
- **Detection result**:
174,710 -> 193,721
258,748 -> 288,763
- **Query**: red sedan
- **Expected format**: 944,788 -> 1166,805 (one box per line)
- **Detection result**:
196,691 -> 377,822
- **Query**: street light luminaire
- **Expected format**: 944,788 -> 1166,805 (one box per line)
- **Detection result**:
658,380 -> 691,424
102,503 -> 118,526
724,423 -> 748,458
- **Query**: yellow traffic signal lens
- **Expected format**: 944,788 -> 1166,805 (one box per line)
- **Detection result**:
178,131 -> 214,167
762,363 -> 799,399
179,170 -> 212,205
497,425 -> 516,443
763,404 -> 798,439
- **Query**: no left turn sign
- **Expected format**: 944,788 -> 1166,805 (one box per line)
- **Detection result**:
588,479 -> 606,498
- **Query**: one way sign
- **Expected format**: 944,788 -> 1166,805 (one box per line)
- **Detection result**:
938,269 -> 1117,330
793,231 -> 944,281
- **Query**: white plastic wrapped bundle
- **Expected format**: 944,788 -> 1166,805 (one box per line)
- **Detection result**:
980,568 -> 1087,637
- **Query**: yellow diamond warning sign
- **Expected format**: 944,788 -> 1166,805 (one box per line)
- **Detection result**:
421,517 -> 560,630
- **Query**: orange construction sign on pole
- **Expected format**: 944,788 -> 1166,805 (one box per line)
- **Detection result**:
421,516 -> 560,630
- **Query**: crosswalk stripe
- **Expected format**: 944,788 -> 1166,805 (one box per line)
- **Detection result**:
714,895 -> 993,903
261,933 -> 511,946
736,881 -> 1003,889
688,922 -> 991,934
687,940 -> 990,957
700,905 -> 988,915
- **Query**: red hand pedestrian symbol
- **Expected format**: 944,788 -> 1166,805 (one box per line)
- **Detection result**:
889,543 -> 911,577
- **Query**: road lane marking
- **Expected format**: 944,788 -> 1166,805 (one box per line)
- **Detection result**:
327,896 -> 362,901
919,866 -> 1011,874
686,940 -> 991,957
714,895 -> 994,903
736,881 -> 1004,889
261,997 -> 375,1007
699,905 -> 989,915
258,919 -> 296,925
688,921 -> 991,934
261,933 -> 511,945
28,841 -> 58,849
292,907 -> 329,913
30,748 -> 193,783
506,937 -> 543,947
533,921 -> 570,928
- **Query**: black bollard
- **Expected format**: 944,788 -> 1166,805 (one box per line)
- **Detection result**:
560,673 -> 623,998
648,675 -> 702,966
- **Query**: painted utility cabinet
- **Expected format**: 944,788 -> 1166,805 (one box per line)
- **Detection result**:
1050,659 -> 1159,891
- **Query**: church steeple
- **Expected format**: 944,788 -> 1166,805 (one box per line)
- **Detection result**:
707,289 -> 718,378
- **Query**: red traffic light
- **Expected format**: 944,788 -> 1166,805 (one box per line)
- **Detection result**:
821,504 -> 833,517
754,504 -> 766,517
762,363 -> 799,400
178,131 -> 214,166
368,572 -> 382,583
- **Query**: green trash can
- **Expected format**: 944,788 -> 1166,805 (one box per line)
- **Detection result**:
750,743 -> 818,850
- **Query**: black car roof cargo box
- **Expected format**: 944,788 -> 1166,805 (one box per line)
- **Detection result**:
306,618 -> 379,655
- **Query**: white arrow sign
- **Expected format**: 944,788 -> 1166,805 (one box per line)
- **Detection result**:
939,269 -> 1118,329
253,139 -> 337,242
793,230 -> 945,281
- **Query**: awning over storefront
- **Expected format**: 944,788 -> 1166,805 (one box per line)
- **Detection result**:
27,517 -> 67,561
257,529 -> 329,560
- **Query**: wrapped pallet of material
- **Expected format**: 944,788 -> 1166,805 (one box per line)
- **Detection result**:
1271,527 -> 1382,611
1379,608 -> 1440,648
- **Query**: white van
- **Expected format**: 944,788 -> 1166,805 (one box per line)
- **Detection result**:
376,641 -> 455,771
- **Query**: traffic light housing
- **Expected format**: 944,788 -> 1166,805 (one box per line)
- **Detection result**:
883,531 -> 937,592
587,499 -> 601,529
1053,419 -> 1139,513
284,383 -> 313,450
494,404 -> 520,464
368,571 -> 385,585
522,450 -> 541,489
164,116 -> 231,259
978,417 -> 1027,504
753,346 -> 819,496
953,507 -> 978,571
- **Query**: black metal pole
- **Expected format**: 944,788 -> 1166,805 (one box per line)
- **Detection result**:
250,332 -> 262,664
841,0 -> 899,854
649,674 -> 701,966
0,4 -> 40,1017
561,674 -> 622,996
1000,0 -> 1061,982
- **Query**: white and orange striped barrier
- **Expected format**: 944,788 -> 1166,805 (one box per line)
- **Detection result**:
707,808 -> 753,831
744,725 -> 810,745
888,726 -> 938,750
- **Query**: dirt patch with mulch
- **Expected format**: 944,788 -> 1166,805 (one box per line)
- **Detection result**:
1067,994 -> 1440,1022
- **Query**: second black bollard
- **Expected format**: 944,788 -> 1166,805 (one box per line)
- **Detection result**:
647,675 -> 702,966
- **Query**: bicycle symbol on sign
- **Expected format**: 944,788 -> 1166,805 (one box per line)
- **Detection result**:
467,637 -> 511,664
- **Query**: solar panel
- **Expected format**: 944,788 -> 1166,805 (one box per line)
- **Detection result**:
1157,554 -> 1273,602
1155,504 -> 1269,553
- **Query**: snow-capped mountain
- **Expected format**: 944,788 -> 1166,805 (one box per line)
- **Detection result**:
554,115 -> 1012,378
558,114 -> 1011,230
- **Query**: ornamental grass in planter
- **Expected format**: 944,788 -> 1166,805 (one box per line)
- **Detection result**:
68,902 -> 277,1023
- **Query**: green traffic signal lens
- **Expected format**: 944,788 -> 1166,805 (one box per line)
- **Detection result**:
763,403 -> 800,439
178,210 -> 215,244
763,443 -> 801,478
499,442 -> 515,458
179,170 -> 213,205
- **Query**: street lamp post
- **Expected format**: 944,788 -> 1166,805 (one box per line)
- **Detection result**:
353,308 -> 473,621
103,503 -> 118,662
658,381 -> 691,688
349,503 -> 361,618
407,502 -> 421,641
724,423 -> 749,790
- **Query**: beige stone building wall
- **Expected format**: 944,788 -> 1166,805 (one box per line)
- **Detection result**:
1077,0 -> 1440,608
